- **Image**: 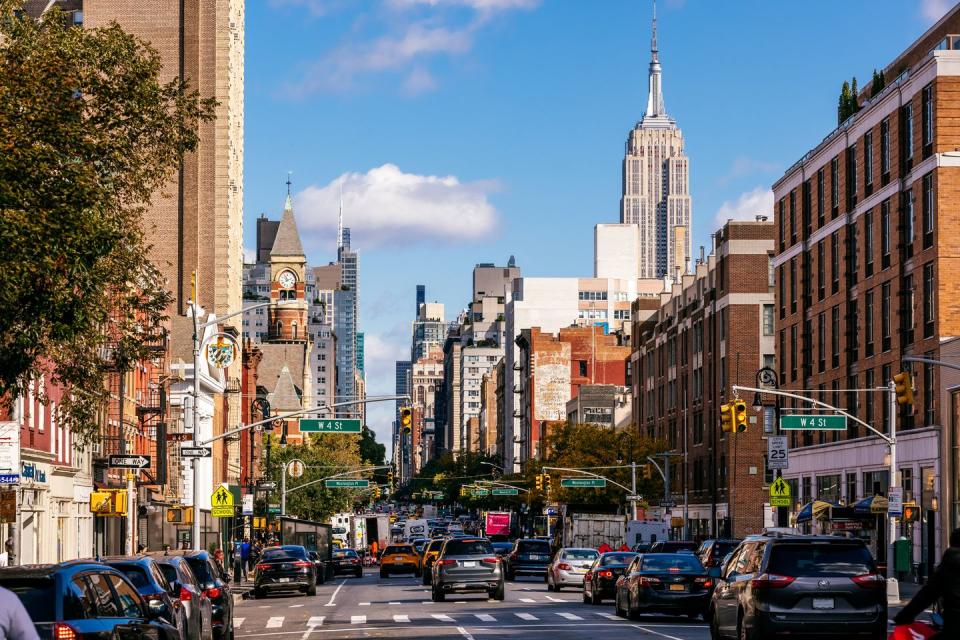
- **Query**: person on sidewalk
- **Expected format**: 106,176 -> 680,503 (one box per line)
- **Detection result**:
893,527 -> 960,638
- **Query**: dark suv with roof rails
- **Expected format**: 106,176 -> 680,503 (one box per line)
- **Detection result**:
708,534 -> 886,639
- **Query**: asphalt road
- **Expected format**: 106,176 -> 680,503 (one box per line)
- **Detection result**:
234,570 -> 915,640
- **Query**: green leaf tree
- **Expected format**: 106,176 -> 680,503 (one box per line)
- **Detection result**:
0,1 -> 215,442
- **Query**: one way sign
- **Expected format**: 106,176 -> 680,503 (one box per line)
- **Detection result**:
108,455 -> 151,469
769,477 -> 791,507
180,446 -> 212,458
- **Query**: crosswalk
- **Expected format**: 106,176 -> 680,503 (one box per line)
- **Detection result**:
236,610 -> 627,631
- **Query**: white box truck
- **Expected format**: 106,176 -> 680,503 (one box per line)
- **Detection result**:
560,510 -> 627,549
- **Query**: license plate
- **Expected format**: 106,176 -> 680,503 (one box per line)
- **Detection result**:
669,584 -> 686,592
530,555 -> 545,560
463,561 -> 476,568
812,598 -> 835,610
395,557 -> 405,563
278,578 -> 291,583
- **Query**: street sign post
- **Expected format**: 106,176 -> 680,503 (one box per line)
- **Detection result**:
472,489 -> 490,497
287,460 -> 305,478
492,488 -> 519,496
779,415 -> 846,431
626,494 -> 641,502
268,505 -> 281,514
324,479 -> 370,488
767,436 -> 789,470
888,487 -> 904,517
770,477 -> 791,507
659,500 -> 677,508
257,481 -> 277,491
242,494 -> 254,516
180,447 -> 212,458
108,455 -> 151,469
560,478 -> 607,488
299,418 -> 363,433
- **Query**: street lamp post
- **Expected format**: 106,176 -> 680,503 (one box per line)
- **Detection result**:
752,366 -> 788,528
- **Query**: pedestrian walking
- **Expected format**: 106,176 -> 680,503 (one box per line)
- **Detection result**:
0,585 -> 40,640
242,537 -> 253,572
893,527 -> 960,638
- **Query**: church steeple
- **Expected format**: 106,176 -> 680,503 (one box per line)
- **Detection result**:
644,0 -> 667,121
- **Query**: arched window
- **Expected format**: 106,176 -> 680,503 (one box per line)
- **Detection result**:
291,322 -> 298,339
275,320 -> 282,336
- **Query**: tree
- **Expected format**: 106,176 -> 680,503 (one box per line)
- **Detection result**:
870,69 -> 886,98
837,76 -> 860,124
0,1 -> 215,442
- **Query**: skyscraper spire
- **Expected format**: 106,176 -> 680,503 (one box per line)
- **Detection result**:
337,181 -> 344,250
284,171 -> 293,211
644,0 -> 667,120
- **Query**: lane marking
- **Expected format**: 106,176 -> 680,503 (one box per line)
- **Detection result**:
556,612 -> 583,621
358,602 -> 370,606
519,598 -> 536,603
236,623 -> 630,637
307,617 -> 325,627
515,613 -> 537,621
631,625 -> 686,640
475,614 -> 496,622
324,580 -> 347,607
393,615 -> 410,623
289,604 -> 304,608
234,618 -> 245,629
432,614 -> 455,622
350,615 -> 366,625
545,596 -> 567,602
388,601 -> 401,605
266,617 -> 284,629
456,626 -> 475,640
454,601 -> 467,604
596,613 -> 620,620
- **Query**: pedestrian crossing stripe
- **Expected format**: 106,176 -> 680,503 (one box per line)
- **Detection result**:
234,618 -> 245,628
266,617 -> 283,629
307,617 -> 324,627
236,610 -> 630,629
515,613 -> 537,620
475,614 -> 496,622
350,616 -> 366,624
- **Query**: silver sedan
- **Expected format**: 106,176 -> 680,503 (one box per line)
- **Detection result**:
546,548 -> 599,591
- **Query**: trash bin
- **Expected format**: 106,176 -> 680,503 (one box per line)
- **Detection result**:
894,537 -> 913,580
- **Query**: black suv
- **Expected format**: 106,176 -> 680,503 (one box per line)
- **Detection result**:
504,538 -> 552,580
709,534 -> 886,639
254,545 -> 317,598
104,556 -> 188,640
0,560 -> 180,640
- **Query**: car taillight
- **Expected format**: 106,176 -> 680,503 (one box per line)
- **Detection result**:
750,573 -> 795,589
179,587 -> 192,602
598,570 -> 613,578
437,559 -> 456,566
851,573 -> 886,589
694,576 -> 714,589
481,557 -> 499,564
637,576 -> 661,587
54,623 -> 78,640
584,572 -> 593,581
350,559 -> 359,564
204,587 -> 222,599
257,563 -> 271,571
293,561 -> 312,568
557,563 -> 571,571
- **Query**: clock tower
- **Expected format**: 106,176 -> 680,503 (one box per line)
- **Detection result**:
268,194 -> 308,341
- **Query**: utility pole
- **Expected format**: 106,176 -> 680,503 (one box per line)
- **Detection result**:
887,379 -> 899,602
191,275 -> 202,552
630,461 -> 637,520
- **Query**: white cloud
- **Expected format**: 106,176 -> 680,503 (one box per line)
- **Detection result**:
243,247 -> 256,264
921,0 -> 953,21
388,0 -> 540,12
402,67 -> 439,95
294,163 -> 500,248
716,156 -> 779,186
713,186 -> 774,229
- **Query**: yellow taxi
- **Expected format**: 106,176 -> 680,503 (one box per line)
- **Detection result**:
379,543 -> 420,578
419,538 -> 445,585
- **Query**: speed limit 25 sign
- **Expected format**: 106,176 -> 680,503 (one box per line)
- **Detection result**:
767,436 -> 789,470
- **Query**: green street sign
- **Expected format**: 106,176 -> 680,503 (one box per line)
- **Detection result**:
779,415 -> 846,431
560,478 -> 607,488
492,488 -> 519,496
472,489 -> 490,497
267,505 -> 281,514
325,479 -> 370,488
299,418 -> 363,433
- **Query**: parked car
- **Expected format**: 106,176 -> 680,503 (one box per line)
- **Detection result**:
152,554 -> 213,640
330,549 -> 363,577
582,552 -> 637,604
615,552 -> 714,620
648,540 -> 698,554
431,537 -> 504,602
104,556 -> 189,640
173,551 -> 233,640
696,539 -> 742,569
503,538 -> 552,580
546,548 -> 599,591
709,534 -> 886,639
420,538 -> 446,585
306,551 -> 327,585
0,560 -> 181,640
380,543 -> 420,578
254,545 -> 317,598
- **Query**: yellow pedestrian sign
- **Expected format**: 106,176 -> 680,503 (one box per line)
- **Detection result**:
769,477 -> 791,507
211,485 -> 235,518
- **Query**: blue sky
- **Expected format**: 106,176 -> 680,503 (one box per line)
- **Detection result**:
244,0 -> 952,448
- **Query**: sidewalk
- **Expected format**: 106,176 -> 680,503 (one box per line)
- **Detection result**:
891,580 -> 922,606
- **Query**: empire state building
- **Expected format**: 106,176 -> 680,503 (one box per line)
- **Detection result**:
619,3 -> 692,280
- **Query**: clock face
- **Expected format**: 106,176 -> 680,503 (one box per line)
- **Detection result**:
278,271 -> 296,289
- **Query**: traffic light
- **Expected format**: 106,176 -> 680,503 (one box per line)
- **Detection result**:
535,474 -> 544,491
720,403 -> 734,433
733,399 -> 748,433
459,486 -> 468,497
642,463 -> 653,480
373,486 -> 381,499
902,503 -> 919,522
544,474 -> 552,492
400,407 -> 413,434
894,371 -> 914,407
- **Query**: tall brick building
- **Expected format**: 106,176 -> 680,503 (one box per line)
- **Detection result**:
772,8 -> 960,563
632,220 -> 775,538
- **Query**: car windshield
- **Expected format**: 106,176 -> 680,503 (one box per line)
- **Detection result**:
112,565 -> 151,589
184,557 -> 214,583
600,553 -> 636,566
654,542 -> 696,552
444,540 -> 494,556
384,546 -> 413,555
767,544 -> 874,577
517,540 -> 550,553
561,549 -> 599,561
713,541 -> 741,559
0,577 -> 57,621
262,548 -> 305,561
156,564 -> 178,585
641,554 -> 704,573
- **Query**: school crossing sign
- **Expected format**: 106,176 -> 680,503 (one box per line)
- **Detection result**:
211,485 -> 235,518
769,477 -> 791,507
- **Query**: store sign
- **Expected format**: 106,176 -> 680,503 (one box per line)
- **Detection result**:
887,488 -> 903,517
0,422 -> 19,483
21,462 -> 46,484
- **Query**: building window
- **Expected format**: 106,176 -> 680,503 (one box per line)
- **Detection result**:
830,232 -> 840,294
865,289 -> 875,357
790,325 -> 798,381
864,209 -> 874,277
922,84 -> 933,157
881,117 -> 891,179
904,188 -> 915,257
846,473 -> 858,504
830,306 -> 840,368
790,189 -> 797,245
882,363 -> 892,433
865,368 -> 875,427
817,167 -> 825,227
762,305 -> 775,336
848,222 -> 858,284
817,474 -> 841,503
922,173 -> 934,248
779,330 -> 786,382
881,199 -> 891,269
779,265 -> 786,318
864,131 -> 874,193
847,143 -> 858,209
790,258 -> 797,313
881,282 -> 891,352
817,241 -> 825,300
817,312 -> 826,372
802,476 -> 812,504
830,156 -> 839,217
902,274 -> 914,345
903,103 -> 914,165
778,198 -> 785,251
923,262 -> 935,338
